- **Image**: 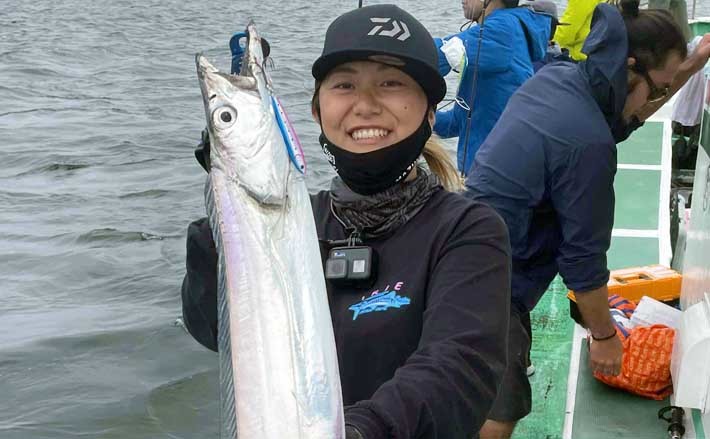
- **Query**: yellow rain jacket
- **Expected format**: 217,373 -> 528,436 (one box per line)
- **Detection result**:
554,0 -> 605,61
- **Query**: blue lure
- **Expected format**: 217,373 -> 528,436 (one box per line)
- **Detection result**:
271,96 -> 307,174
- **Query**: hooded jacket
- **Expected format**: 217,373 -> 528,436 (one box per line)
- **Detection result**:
433,7 -> 551,174
465,4 -> 631,313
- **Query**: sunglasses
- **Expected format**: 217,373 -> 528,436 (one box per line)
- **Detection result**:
633,66 -> 670,103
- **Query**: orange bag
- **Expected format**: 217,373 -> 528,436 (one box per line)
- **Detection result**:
593,324 -> 675,400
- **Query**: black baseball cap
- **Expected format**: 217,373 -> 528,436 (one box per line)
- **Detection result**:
312,4 -> 446,105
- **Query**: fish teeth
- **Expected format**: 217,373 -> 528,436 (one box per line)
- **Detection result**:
351,128 -> 389,140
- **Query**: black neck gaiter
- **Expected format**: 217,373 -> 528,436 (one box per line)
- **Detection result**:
329,166 -> 442,238
319,115 -> 432,195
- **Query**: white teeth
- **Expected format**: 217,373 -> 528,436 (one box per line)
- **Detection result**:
351,128 -> 389,140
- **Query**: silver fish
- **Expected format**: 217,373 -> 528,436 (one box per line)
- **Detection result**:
196,21 -> 344,439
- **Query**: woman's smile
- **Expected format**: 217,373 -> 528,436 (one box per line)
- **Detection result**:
348,126 -> 392,144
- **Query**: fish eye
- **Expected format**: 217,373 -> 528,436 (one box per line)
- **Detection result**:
212,106 -> 238,130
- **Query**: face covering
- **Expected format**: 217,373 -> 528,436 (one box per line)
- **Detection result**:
319,115 -> 431,195
611,114 -> 643,143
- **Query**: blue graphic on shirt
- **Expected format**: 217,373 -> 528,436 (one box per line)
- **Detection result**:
348,290 -> 411,321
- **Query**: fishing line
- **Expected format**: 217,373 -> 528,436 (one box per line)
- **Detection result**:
458,0 -> 491,178
438,99 -> 457,110
269,160 -> 293,242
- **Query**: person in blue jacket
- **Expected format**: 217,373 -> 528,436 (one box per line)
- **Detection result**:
522,0 -> 575,72
433,0 -> 551,175
467,0 -> 710,437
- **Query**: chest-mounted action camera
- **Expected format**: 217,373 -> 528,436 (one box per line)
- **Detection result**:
324,232 -> 378,289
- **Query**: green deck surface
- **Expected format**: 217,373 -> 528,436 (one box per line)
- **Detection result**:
513,277 -> 574,439
608,237 -> 660,269
690,21 -> 710,38
570,348 -> 670,439
617,122 -> 664,165
613,170 -> 661,230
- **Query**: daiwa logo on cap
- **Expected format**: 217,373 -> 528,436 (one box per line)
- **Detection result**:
368,18 -> 411,41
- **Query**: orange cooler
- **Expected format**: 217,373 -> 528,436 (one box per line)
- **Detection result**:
568,264 -> 682,304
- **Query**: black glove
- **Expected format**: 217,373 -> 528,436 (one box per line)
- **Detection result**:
194,128 -> 211,173
345,425 -> 364,439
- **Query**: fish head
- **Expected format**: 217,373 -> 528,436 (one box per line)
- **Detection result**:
196,23 -> 290,205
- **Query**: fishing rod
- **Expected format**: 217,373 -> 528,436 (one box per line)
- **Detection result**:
459,0 -> 492,178
460,19 -> 475,32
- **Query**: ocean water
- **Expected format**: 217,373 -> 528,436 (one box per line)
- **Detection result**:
0,0 -> 707,438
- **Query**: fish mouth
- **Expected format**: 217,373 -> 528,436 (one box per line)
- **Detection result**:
195,54 -> 258,91
240,21 -> 271,89
195,20 -> 269,93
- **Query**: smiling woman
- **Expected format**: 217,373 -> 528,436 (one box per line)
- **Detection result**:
182,4 -> 513,439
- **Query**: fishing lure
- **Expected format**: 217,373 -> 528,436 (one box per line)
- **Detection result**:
271,96 -> 306,174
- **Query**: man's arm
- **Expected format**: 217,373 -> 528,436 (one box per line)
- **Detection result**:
550,141 -> 621,377
574,284 -> 622,376
637,34 -> 710,121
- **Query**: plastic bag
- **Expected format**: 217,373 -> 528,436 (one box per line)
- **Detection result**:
592,295 -> 675,400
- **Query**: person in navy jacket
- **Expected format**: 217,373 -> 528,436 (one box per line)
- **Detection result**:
466,1 -> 710,437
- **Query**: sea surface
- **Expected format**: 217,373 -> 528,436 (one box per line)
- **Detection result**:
1,0 -> 707,438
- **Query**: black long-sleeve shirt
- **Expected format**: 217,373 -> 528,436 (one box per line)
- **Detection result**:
181,187 -> 511,438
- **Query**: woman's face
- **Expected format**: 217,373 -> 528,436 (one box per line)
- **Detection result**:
314,60 -> 432,154
622,51 -> 683,122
